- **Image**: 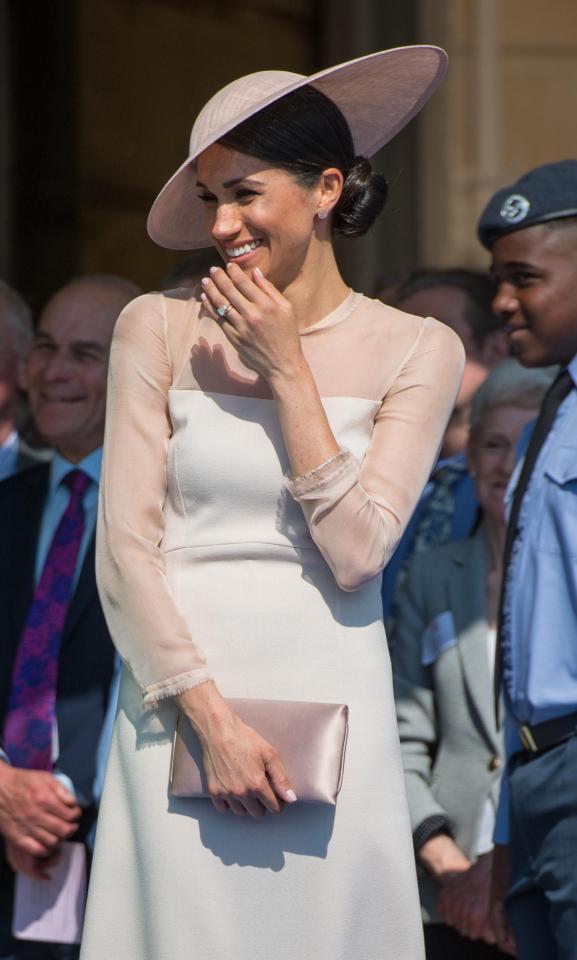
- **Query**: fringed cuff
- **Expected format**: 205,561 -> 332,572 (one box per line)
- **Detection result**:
142,668 -> 213,709
287,448 -> 356,499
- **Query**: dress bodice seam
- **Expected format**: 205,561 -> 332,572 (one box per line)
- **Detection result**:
161,540 -> 319,554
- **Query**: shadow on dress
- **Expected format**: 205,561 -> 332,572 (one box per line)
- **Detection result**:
167,791 -> 336,872
127,677 -> 336,872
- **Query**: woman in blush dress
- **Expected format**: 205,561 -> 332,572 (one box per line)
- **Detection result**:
80,47 -> 464,960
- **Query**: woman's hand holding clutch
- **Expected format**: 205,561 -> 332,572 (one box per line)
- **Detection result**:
175,681 -> 298,819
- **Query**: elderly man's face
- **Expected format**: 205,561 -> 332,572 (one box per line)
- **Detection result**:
491,222 -> 577,367
24,280 -> 128,462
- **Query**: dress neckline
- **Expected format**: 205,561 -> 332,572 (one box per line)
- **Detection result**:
299,290 -> 363,336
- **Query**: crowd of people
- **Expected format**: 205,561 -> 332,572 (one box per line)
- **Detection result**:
0,42 -> 576,960
391,159 -> 577,960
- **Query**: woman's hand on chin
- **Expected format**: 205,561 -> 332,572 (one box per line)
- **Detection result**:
174,681 -> 297,819
200,263 -> 305,384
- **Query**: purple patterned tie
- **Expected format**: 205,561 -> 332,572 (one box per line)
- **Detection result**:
2,469 -> 91,770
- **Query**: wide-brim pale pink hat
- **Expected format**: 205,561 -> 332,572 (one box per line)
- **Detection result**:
147,45 -> 447,250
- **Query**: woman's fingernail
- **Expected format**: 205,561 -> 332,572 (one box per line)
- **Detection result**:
226,262 -> 234,270
254,267 -> 264,279
209,266 -> 218,274
200,292 -> 207,301
201,277 -> 209,287
286,789 -> 298,803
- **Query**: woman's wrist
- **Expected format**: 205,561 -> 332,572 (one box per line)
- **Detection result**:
174,680 -> 233,741
268,354 -> 312,396
268,354 -> 340,478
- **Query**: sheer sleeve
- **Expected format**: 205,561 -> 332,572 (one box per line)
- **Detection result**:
95,293 -> 212,707
287,318 -> 465,591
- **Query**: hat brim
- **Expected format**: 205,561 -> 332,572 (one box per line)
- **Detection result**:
147,46 -> 447,250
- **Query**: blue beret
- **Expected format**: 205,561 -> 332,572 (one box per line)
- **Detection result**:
477,159 -> 577,249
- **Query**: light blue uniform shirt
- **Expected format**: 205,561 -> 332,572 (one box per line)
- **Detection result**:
495,353 -> 577,843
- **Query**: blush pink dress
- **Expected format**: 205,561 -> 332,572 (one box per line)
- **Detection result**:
80,288 -> 464,960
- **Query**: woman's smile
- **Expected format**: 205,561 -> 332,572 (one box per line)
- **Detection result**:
223,237 -> 264,263
196,143 -> 320,289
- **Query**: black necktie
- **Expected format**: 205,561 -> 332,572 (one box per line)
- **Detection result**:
495,369 -> 574,714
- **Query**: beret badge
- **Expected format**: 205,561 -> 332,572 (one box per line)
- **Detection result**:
499,193 -> 530,225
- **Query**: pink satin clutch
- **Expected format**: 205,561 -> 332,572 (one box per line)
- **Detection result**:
170,699 -> 349,805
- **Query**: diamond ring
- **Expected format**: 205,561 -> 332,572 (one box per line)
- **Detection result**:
216,303 -> 233,319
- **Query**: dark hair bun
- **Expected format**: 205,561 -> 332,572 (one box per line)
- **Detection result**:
333,156 -> 388,238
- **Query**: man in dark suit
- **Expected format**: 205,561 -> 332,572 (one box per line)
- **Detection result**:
0,274 -> 139,959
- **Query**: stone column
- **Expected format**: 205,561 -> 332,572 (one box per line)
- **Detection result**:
0,0 -> 12,278
417,0 -> 577,268
320,0 -> 419,295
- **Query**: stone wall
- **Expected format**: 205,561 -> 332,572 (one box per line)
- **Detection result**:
77,0 -> 317,289
417,0 -> 577,268
5,0 -> 577,301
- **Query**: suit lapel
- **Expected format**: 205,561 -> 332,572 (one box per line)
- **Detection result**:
447,530 -> 499,749
0,467 -> 49,720
9,467 -> 49,641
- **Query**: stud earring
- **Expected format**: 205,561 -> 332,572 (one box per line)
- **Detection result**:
317,209 -> 329,220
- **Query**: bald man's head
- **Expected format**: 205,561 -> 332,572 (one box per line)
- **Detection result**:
24,274 -> 141,462
41,274 -> 140,340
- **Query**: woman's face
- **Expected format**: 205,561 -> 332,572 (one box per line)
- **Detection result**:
467,403 -> 537,524
195,143 -> 321,290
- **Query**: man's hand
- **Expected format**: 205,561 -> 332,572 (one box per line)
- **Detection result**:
437,850 -> 497,944
418,833 -> 471,879
0,762 -> 81,859
490,843 -> 517,955
4,838 -> 60,881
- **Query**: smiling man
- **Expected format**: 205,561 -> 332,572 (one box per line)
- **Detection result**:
477,160 -> 577,960
0,274 -> 139,960
25,276 -> 140,462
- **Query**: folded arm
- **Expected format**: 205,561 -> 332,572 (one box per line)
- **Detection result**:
287,320 -> 465,590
